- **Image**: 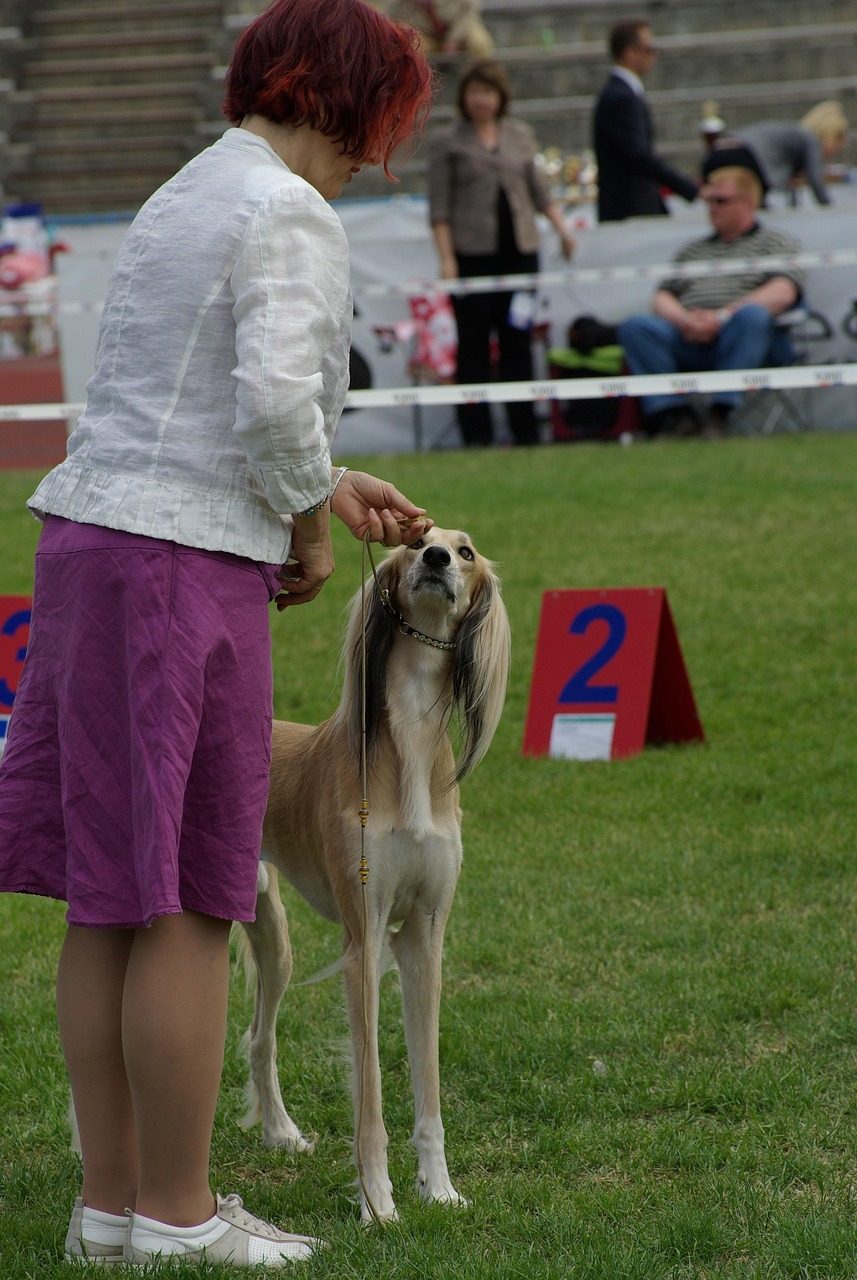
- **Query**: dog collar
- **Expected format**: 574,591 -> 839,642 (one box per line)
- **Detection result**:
378,589 -> 457,651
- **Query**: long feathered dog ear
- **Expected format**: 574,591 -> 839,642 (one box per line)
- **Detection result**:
341,553 -> 399,762
450,561 -> 511,781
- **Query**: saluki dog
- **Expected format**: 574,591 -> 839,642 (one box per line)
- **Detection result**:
239,527 -> 511,1224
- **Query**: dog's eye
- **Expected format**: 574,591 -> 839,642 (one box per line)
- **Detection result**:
458,546 -> 474,561
409,539 -> 424,550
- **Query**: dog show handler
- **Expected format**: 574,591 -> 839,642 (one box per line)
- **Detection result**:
0,0 -> 434,1267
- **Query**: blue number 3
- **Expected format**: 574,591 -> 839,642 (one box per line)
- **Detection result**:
559,604 -> 626,704
0,608 -> 31,709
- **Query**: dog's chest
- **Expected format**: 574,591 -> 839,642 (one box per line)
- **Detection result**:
376,827 -> 462,922
385,662 -> 455,837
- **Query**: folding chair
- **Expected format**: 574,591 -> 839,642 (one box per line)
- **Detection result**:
731,307 -> 833,436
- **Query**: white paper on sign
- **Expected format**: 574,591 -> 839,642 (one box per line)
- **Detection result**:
549,713 -> 616,761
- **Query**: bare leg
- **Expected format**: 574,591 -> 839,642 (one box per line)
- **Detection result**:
57,910 -> 232,1227
57,926 -> 137,1215
123,911 -> 232,1226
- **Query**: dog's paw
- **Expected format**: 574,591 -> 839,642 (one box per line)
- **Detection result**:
416,1175 -> 468,1208
261,1118 -> 315,1154
356,1176 -> 398,1226
360,1201 -> 399,1227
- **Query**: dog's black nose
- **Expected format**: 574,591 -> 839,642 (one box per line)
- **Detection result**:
423,545 -> 451,569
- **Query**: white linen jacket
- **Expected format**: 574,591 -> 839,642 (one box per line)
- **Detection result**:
29,129 -> 352,565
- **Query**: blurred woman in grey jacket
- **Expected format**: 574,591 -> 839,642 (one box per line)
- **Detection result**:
429,60 -> 574,445
721,101 -> 848,206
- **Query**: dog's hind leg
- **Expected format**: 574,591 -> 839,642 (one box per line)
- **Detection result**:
391,900 -> 466,1208
239,863 -> 314,1153
342,925 -> 397,1225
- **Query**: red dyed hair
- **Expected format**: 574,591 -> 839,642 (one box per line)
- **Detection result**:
223,0 -> 435,178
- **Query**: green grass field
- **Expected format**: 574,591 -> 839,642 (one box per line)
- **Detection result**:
1,432 -> 856,1278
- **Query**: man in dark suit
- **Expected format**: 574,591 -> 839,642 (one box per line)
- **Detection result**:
593,18 -> 699,222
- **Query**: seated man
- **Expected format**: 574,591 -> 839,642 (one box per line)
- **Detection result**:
617,158 -> 804,436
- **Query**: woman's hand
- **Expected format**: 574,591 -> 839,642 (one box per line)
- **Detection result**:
558,227 -> 576,261
439,253 -> 459,281
331,470 -> 433,545
544,203 -> 576,261
275,513 -> 335,610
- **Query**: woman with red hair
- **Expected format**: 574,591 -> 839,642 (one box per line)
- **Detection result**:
0,0 -> 433,1267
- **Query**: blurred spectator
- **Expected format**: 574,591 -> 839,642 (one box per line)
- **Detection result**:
698,100 -> 727,152
716,101 -> 849,206
617,157 -> 804,437
592,17 -> 698,221
428,60 -> 575,446
373,0 -> 494,58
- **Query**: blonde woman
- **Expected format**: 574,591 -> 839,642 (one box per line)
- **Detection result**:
727,100 -> 848,205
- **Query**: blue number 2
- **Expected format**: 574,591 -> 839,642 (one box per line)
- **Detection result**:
559,604 -> 626,704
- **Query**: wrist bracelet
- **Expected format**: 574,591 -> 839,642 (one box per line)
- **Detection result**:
294,466 -> 349,517
329,466 -> 349,504
295,495 -> 328,517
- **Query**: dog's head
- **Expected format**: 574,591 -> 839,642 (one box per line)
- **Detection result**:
390,527 -> 493,633
343,528 -> 511,782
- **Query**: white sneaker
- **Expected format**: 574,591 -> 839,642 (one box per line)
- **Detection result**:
64,1197 -> 128,1265
124,1193 -> 321,1266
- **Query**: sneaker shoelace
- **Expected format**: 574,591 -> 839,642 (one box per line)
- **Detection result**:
219,1195 -> 285,1240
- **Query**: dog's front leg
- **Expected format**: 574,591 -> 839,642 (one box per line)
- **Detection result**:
392,900 -> 466,1209
342,928 -> 397,1225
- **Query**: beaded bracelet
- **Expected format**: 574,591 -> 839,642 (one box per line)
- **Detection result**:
294,495 -> 328,517
294,466 -> 349,517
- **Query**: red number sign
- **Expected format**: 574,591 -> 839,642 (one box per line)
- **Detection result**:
523,588 -> 703,760
0,595 -> 31,755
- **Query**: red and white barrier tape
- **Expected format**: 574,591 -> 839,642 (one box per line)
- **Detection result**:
353,248 -> 857,299
0,249 -> 854,317
1,363 -> 854,422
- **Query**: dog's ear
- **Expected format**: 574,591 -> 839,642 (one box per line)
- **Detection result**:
451,562 -> 511,781
342,553 -> 399,762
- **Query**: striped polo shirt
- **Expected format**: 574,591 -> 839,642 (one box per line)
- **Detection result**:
660,223 -> 805,312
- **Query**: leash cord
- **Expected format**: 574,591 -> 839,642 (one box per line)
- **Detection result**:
355,532 -> 384,1227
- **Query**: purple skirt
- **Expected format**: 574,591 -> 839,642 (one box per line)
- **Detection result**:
0,517 -> 282,928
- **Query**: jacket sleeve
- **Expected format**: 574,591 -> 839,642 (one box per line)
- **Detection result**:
428,131 -> 454,224
800,133 -> 831,204
230,185 -> 351,515
518,122 -> 552,212
598,89 -> 699,202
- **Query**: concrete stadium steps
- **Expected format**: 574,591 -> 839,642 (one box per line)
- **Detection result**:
1,0 -> 227,209
27,1 -> 224,38
12,83 -> 205,121
19,53 -> 218,92
482,0 -> 857,45
16,137 -> 190,173
2,0 -> 856,214
430,25 -> 857,107
9,162 -> 180,213
15,106 -> 202,146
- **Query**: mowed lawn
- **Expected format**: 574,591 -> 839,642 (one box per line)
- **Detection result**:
0,430 -> 855,1279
